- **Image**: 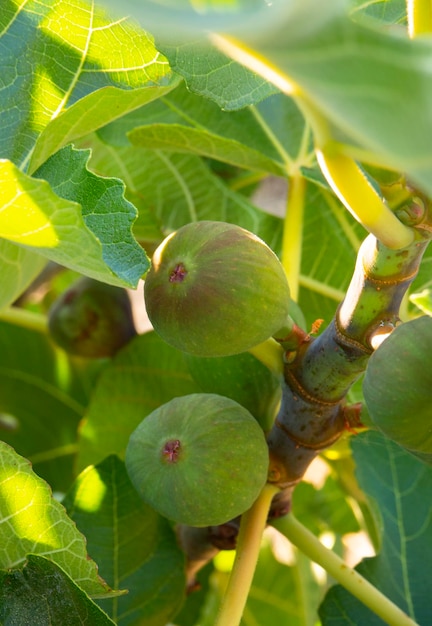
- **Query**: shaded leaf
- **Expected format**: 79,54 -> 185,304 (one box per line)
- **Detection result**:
63,455 -> 185,626
0,555 -> 115,626
225,7 -> 432,196
157,41 -> 279,111
76,331 -> 201,471
319,431 -> 432,625
0,441 -> 112,598
0,0 -> 176,170
1,146 -> 148,288
98,79 -> 312,179
0,320 -> 96,492
349,0 -> 407,25
184,351 -> 281,431
299,182 -> 363,327
241,537 -> 323,626
88,135 -> 284,252
0,241 -> 46,311
293,473 -> 360,537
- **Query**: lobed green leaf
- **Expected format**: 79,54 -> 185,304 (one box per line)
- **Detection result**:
63,455 -> 186,626
0,320 -> 97,492
0,0 -> 176,170
0,555 -> 116,626
0,146 -> 149,292
0,441 -> 114,598
88,135 -> 284,252
319,431 -> 432,624
0,241 -> 46,311
76,331 -> 201,471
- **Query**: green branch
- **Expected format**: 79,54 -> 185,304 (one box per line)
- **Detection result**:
272,514 -> 419,626
214,484 -> 279,626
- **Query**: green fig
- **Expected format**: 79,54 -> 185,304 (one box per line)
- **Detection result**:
144,221 -> 290,357
363,316 -> 432,461
48,277 -> 136,358
125,393 -> 269,527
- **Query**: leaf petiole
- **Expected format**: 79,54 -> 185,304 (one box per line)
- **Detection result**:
282,174 -> 305,301
272,513 -> 420,626
407,0 -> 432,37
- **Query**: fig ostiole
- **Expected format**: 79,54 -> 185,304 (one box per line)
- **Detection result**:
48,277 -> 136,358
125,393 -> 270,527
144,221 -> 290,357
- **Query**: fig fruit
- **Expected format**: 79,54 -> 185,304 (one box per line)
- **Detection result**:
125,393 -> 269,526
144,221 -> 290,357
363,316 -> 432,461
48,277 -> 136,358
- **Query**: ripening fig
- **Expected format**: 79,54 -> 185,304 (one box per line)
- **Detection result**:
125,393 -> 269,527
363,316 -> 432,462
144,221 -> 290,357
48,277 -> 136,358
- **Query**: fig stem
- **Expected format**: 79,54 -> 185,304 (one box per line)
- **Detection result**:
272,514 -> 420,626
247,338 -> 284,377
282,174 -> 305,302
214,483 -> 279,626
0,307 -> 47,334
407,0 -> 432,37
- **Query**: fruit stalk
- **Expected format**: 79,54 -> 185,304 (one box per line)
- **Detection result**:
267,201 -> 432,489
214,484 -> 279,626
273,514 -> 420,626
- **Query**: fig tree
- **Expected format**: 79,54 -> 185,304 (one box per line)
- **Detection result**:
363,316 -> 432,461
125,393 -> 269,527
144,221 -> 290,357
48,277 -> 136,358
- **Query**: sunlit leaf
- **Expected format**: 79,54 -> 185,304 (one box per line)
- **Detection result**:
0,0 -> 176,170
0,441 -> 113,598
63,455 -> 186,626
1,146 -> 148,288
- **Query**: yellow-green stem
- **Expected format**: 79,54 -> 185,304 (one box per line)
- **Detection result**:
282,175 -> 305,301
214,484 -> 279,626
407,0 -> 432,36
316,148 -> 414,249
0,307 -> 47,334
273,514 -> 419,626
248,338 -> 284,377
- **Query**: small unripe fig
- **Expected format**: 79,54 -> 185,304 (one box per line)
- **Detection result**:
48,277 -> 136,358
125,393 -> 269,527
144,221 -> 290,357
363,316 -> 432,462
